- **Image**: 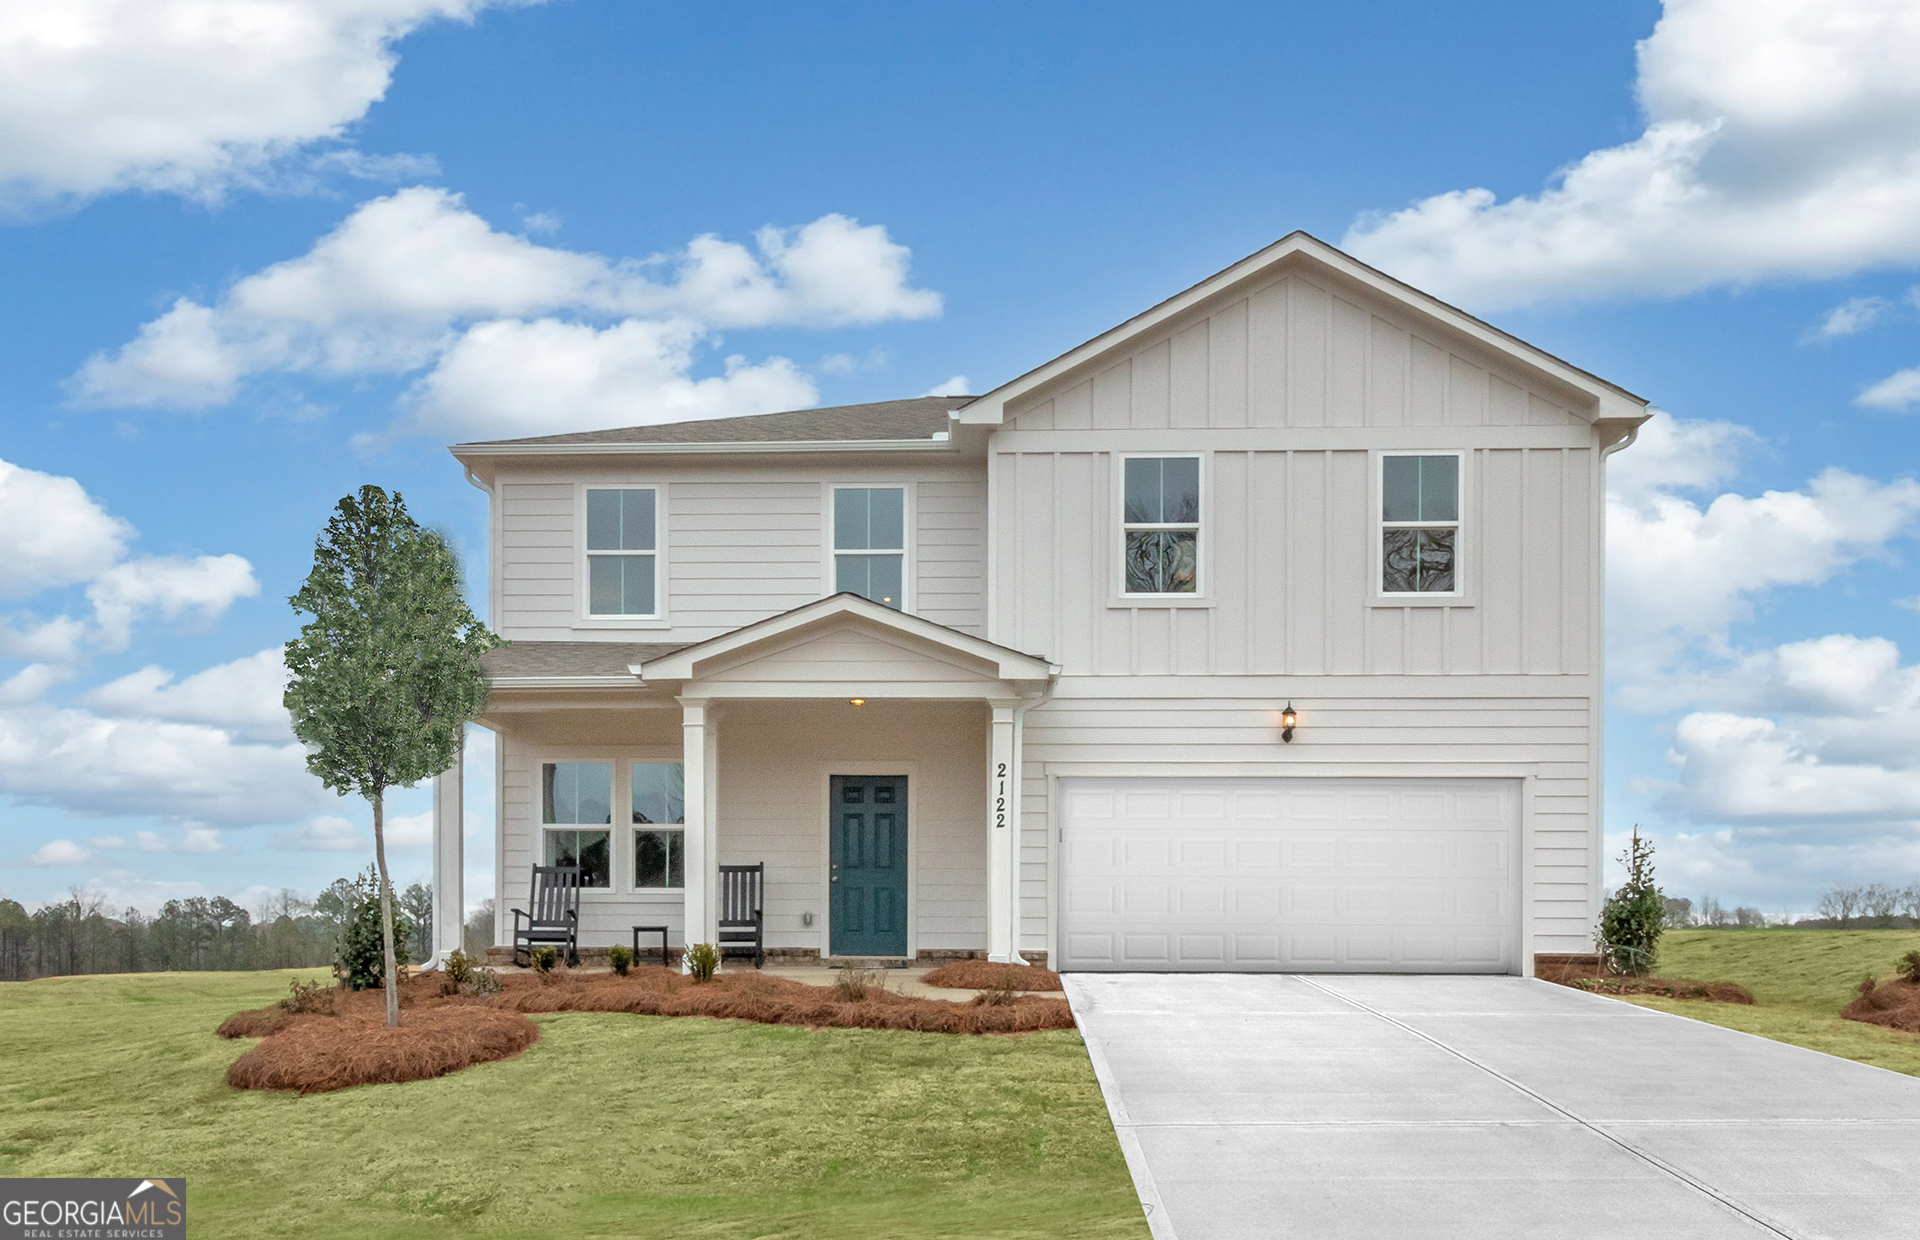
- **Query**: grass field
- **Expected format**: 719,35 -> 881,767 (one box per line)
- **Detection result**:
1624,928 -> 1920,1076
0,969 -> 1148,1240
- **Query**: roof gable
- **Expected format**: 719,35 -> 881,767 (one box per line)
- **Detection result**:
957,232 -> 1647,429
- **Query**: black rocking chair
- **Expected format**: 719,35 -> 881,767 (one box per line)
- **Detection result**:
512,864 -> 581,967
717,863 -> 765,969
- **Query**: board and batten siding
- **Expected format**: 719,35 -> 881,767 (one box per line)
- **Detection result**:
493,462 -> 985,643
991,269 -> 1610,959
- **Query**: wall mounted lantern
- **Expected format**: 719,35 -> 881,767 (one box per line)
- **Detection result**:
1280,702 -> 1298,743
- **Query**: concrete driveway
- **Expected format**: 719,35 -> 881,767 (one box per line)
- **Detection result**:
1064,973 -> 1920,1240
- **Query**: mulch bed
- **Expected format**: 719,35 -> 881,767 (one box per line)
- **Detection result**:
1843,978 -> 1920,1033
919,960 -> 1063,991
219,966 -> 1076,1094
1537,960 -> 1754,1004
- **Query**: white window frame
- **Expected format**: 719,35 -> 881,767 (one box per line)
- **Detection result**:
1115,452 -> 1208,602
1372,449 -> 1470,605
823,482 -> 913,612
529,749 -> 688,898
576,483 -> 669,628
537,759 -> 615,891
629,759 -> 687,893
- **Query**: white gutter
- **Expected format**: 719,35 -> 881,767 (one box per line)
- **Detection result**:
452,435 -> 954,458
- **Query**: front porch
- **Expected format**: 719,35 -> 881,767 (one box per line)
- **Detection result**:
467,595 -> 1057,969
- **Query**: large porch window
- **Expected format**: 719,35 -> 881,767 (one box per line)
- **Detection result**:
541,761 -> 611,887
632,762 -> 686,890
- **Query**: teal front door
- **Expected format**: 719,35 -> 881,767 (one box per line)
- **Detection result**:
829,775 -> 908,957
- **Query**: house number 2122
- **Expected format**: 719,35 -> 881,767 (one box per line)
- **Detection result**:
994,762 -> 1007,829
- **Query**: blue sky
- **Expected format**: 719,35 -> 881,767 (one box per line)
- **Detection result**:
4,0 -> 1919,919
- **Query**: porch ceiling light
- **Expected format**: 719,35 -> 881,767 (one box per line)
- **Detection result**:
849,698 -> 866,706
1280,702 -> 1298,743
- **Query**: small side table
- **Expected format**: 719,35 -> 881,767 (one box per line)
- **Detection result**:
632,925 -> 671,970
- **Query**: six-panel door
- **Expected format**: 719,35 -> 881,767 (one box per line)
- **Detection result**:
829,775 -> 909,957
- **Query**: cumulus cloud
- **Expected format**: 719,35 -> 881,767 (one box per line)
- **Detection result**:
24,839 -> 91,867
0,0 -> 536,211
282,815 -> 362,852
86,555 -> 259,650
1345,0 -> 1920,308
0,457 -> 132,595
85,648 -> 290,740
922,375 -> 971,397
1608,416 -> 1920,695
72,188 -> 942,439
1810,296 -> 1894,340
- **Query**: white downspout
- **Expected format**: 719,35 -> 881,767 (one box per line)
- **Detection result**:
1006,679 -> 1056,967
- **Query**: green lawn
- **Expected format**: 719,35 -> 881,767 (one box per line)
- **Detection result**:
0,970 -> 1148,1240
1623,928 -> 1920,1077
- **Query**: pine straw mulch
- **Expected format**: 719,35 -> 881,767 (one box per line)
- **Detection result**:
918,960 -> 1063,991
1843,978 -> 1920,1033
1537,960 -> 1754,1004
219,966 -> 1076,1094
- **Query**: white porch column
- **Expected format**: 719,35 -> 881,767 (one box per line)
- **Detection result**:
987,703 -> 1017,962
428,739 -> 464,967
680,698 -> 716,959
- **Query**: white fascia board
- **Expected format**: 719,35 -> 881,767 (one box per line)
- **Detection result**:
634,594 -> 1058,683
450,437 -> 957,460
957,232 -> 1648,427
489,675 -> 642,689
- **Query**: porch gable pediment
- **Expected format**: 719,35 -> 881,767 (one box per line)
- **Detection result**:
632,593 -> 1056,698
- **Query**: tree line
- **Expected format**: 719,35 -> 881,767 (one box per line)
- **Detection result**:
0,876 -> 497,982
1659,882 -> 1920,931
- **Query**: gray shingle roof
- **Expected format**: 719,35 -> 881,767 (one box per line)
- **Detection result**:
483,641 -> 689,679
462,396 -> 969,448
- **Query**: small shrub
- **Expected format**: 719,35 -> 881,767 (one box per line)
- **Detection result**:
529,946 -> 558,977
280,978 -> 336,1015
972,973 -> 1020,1007
333,868 -> 414,991
439,949 -> 501,996
835,965 -> 886,1001
467,966 -> 503,996
1596,827 -> 1664,976
1898,951 -> 1920,985
608,945 -> 633,977
685,943 -> 720,983
1859,975 -> 1878,997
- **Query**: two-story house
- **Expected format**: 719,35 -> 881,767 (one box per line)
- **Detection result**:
429,231 -> 1648,976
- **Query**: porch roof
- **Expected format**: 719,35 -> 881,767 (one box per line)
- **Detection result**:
483,640 -> 690,685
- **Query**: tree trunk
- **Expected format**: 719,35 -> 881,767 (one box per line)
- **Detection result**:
373,790 -> 401,1028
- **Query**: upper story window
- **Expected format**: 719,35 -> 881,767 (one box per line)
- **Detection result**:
833,486 -> 905,609
1122,456 -> 1200,595
586,488 -> 658,617
541,761 -> 611,889
1381,454 -> 1460,594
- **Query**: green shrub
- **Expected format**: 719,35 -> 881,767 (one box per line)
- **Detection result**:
685,943 -> 719,983
608,945 -> 633,977
439,948 -> 501,996
280,977 -> 336,1014
333,869 -> 413,991
529,946 -> 558,977
1898,951 -> 1920,985
1596,827 -> 1664,976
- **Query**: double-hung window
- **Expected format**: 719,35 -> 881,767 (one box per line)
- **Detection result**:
586,488 -> 658,618
541,762 -> 611,888
833,486 -> 905,609
1122,456 -> 1200,595
1380,454 -> 1460,595
631,762 -> 686,890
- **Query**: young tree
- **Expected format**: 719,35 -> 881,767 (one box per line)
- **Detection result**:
1597,827 -> 1665,975
284,486 -> 499,1027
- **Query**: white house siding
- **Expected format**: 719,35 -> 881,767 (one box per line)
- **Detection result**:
991,270 -> 1609,961
491,458 -> 986,645
492,698 -> 988,954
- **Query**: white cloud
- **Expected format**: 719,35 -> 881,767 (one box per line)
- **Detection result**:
1858,365 -> 1920,412
72,188 -> 941,439
24,839 -> 91,867
0,0 -> 537,210
1809,296 -> 1893,340
1609,424 -> 1920,695
0,457 -> 132,595
85,648 -> 289,739
87,835 -> 124,850
922,375 -> 971,397
281,814 -> 363,852
1344,0 -> 1920,308
387,810 -> 434,847
0,663 -> 71,706
86,554 -> 259,650
0,702 -> 325,826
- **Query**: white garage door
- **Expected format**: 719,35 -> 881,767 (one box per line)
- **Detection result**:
1059,777 -> 1519,973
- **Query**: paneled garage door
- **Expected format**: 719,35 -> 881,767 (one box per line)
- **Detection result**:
1058,777 -> 1520,973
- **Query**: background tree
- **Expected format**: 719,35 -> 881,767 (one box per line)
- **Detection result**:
284,486 -> 498,1026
